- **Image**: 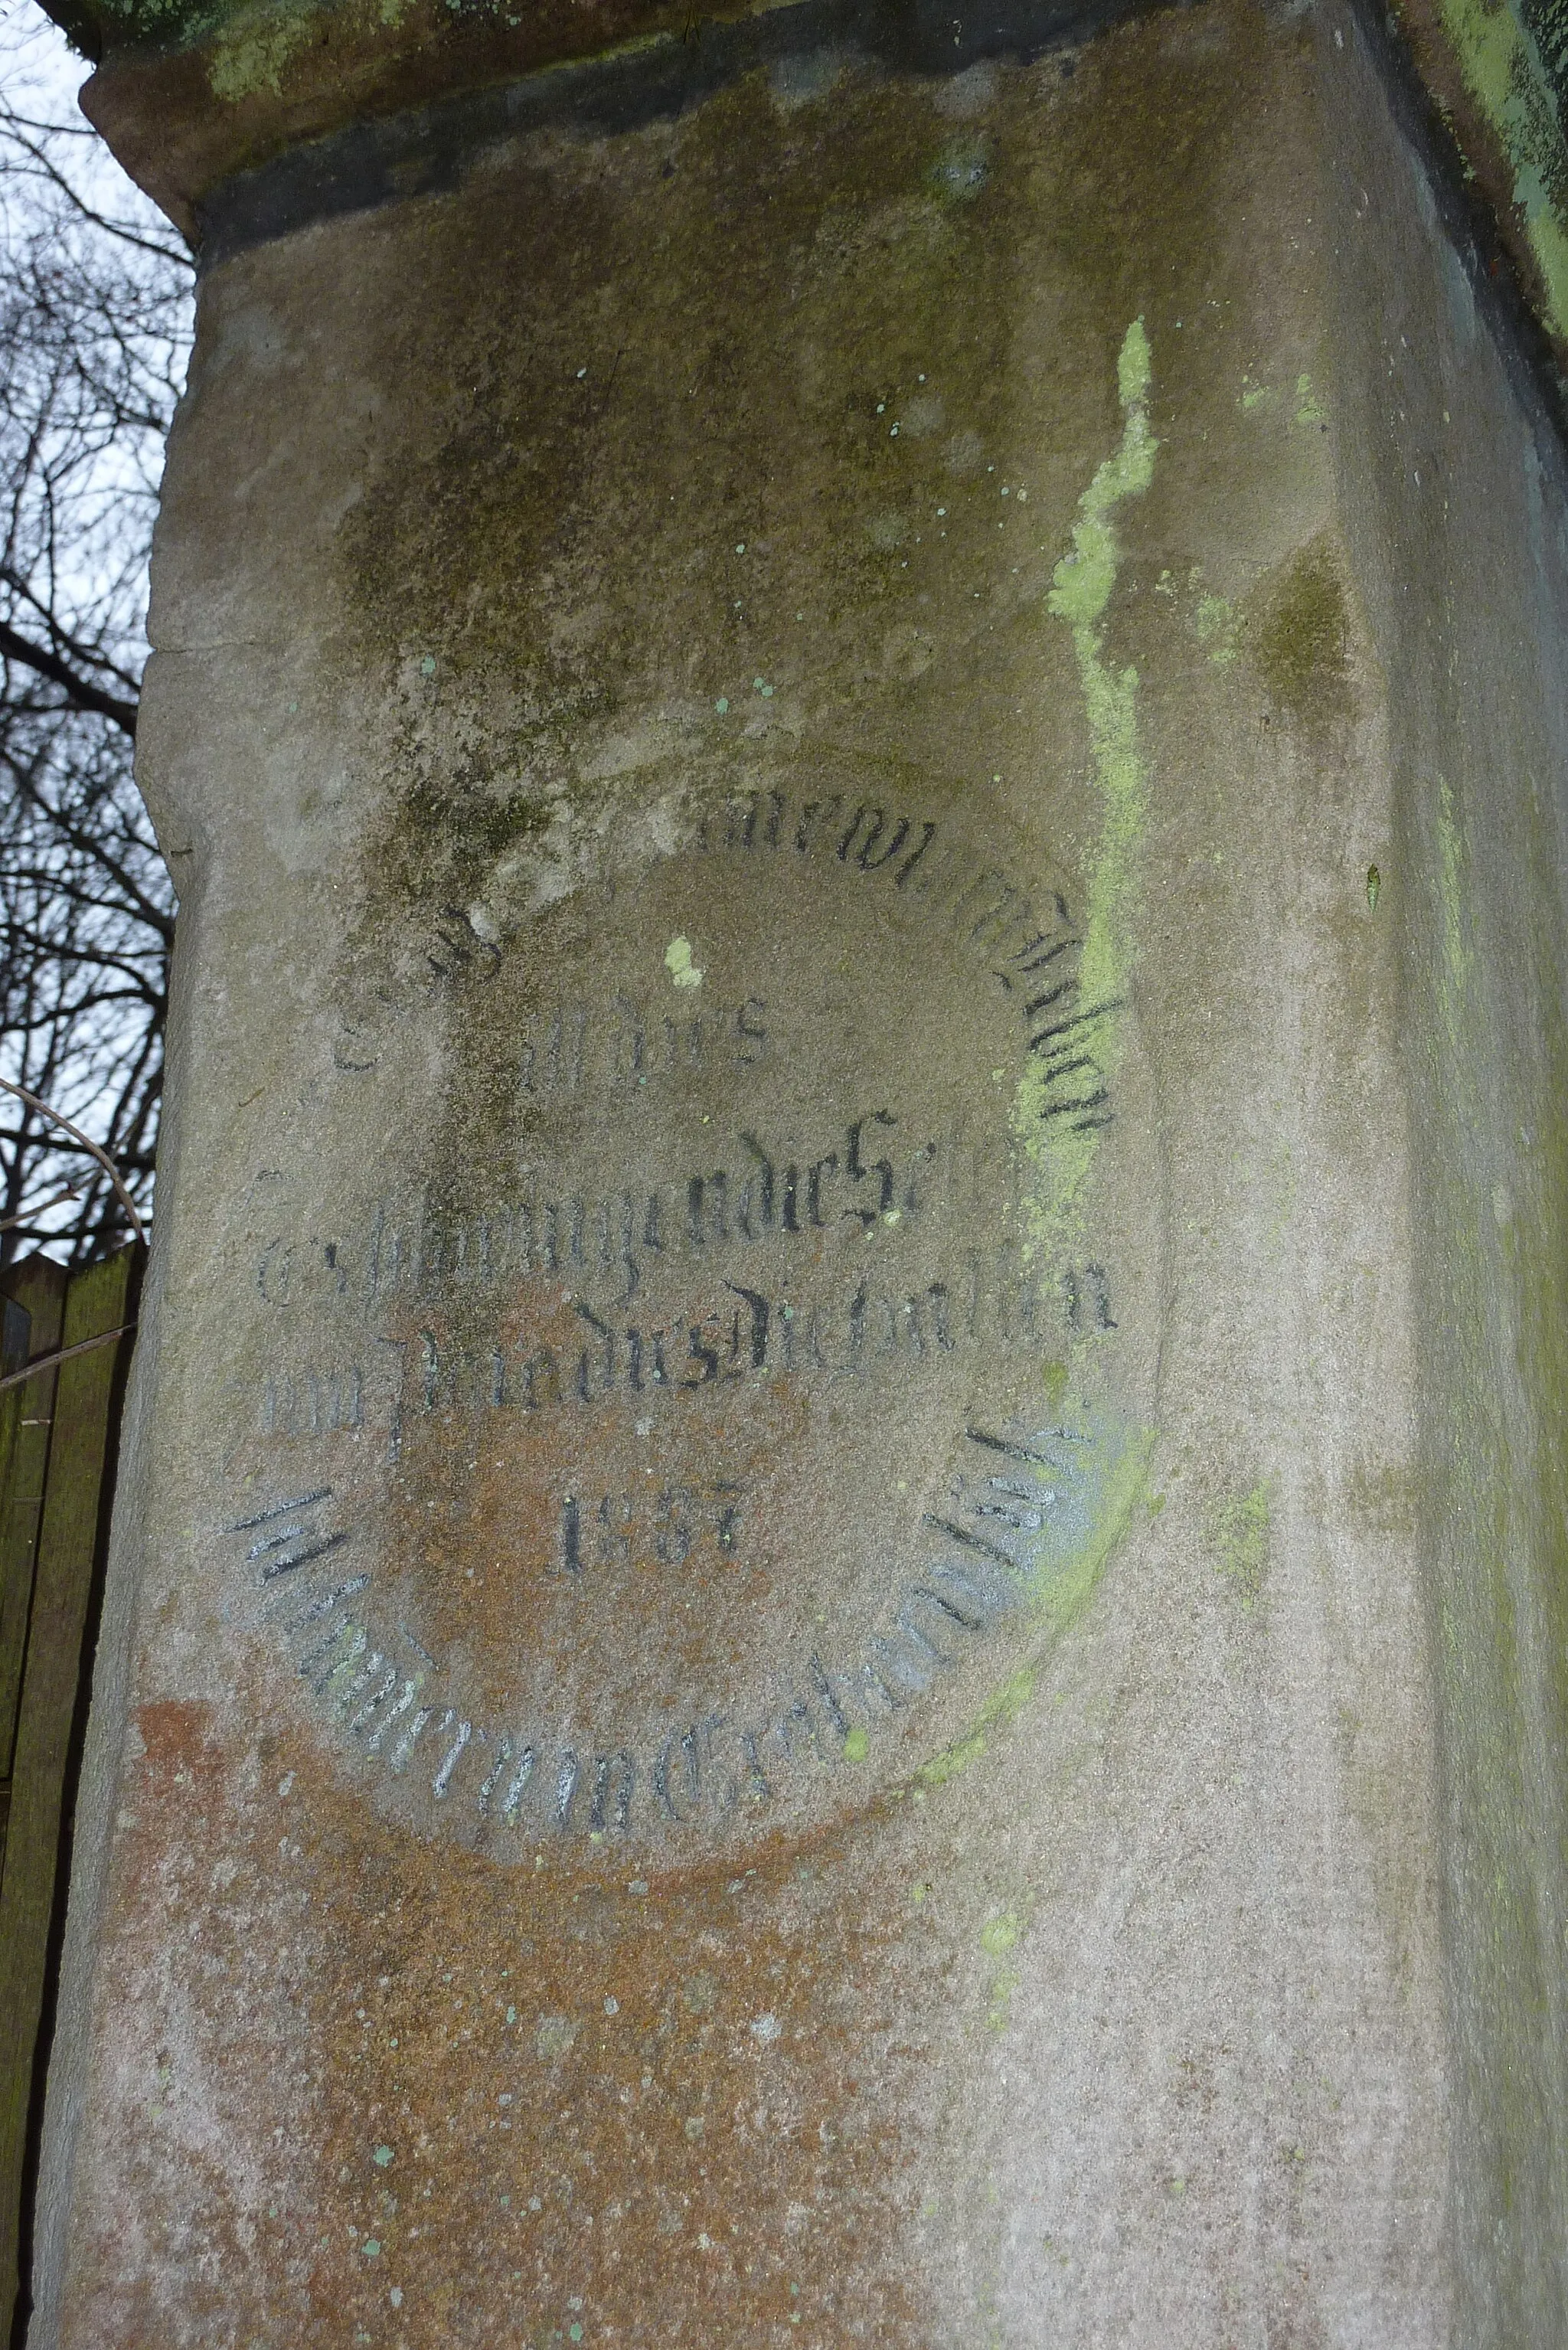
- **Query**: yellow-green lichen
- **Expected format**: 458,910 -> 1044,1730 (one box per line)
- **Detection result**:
1017,318 -> 1157,1254
981,1910 -> 1024,2031
207,0 -> 316,98
985,1976 -> 1019,2033
1194,593 -> 1239,665
1211,1480 -> 1271,1610
914,1668 -> 1036,1789
979,1910 -> 1021,1957
962,1907 -> 1025,2033
664,934 -> 704,989
1294,371 -> 1328,427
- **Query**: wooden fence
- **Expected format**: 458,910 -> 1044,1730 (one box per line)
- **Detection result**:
0,1247 -> 142,2348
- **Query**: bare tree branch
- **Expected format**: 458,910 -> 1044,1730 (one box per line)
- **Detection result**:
0,99 -> 188,265
0,1080 -> 147,1240
0,27 -> 191,1266
0,617 -> 138,731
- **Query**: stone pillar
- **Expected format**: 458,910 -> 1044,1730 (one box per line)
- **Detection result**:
28,0 -> 1568,2341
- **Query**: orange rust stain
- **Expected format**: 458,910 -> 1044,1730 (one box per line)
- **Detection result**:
361,1286 -> 863,1741
131,1697 -> 220,1773
67,1678 -> 945,2348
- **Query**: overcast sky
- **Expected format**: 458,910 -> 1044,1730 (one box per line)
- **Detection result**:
2,2 -> 87,107
0,0 -> 152,218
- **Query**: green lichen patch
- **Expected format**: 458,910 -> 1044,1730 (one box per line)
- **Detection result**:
980,1907 -> 1024,2031
914,1669 -> 1036,1791
1194,591 -> 1238,665
207,0 -> 318,98
978,1910 -> 1021,1957
1294,371 -> 1327,428
1210,1480 -> 1271,1610
1014,313 -> 1157,1258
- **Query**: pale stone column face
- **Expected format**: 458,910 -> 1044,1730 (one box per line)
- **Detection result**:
44,0 -> 1537,2339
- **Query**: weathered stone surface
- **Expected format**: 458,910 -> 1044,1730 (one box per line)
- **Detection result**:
48,0 -> 1568,391
29,0 -> 1568,2341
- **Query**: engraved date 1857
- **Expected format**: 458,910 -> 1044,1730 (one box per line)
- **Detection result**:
560,1482 -> 743,1577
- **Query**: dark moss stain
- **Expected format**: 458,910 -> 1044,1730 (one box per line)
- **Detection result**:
338,69 -> 1032,707
301,5 -> 1328,1554
1252,534 -> 1353,724
370,760 -> 552,914
335,5 -> 1272,963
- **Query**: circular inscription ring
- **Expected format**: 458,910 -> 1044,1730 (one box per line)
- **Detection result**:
225,769 -> 1132,1859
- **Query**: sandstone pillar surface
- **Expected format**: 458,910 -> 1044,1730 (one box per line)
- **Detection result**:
30,0 -> 1568,2341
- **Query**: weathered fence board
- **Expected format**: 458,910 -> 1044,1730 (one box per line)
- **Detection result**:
0,1248 -> 139,2349
0,1263 -> 67,1862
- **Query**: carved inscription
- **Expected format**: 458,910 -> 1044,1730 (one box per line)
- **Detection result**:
520,994 -> 770,1097
259,1247 -> 1115,1447
227,1410 -> 1119,1843
558,1482 -> 743,1576
331,780 -> 1119,1139
257,1107 -> 956,1316
232,776 -> 1134,1853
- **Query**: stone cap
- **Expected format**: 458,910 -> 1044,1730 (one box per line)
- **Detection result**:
31,0 -> 1568,406
64,0 -> 736,239
54,0 -> 1180,242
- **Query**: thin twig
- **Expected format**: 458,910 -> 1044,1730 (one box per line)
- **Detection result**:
0,1177 -> 82,1230
0,1077 -> 147,1242
0,1319 -> 136,1393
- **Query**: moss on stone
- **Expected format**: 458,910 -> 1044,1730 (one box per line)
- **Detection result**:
334,16 -> 1253,1011
207,0 -> 319,99
1210,1481 -> 1270,1610
1439,0 -> 1568,337
367,762 -> 552,917
55,0 -> 506,60
1252,534 -> 1352,723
